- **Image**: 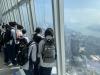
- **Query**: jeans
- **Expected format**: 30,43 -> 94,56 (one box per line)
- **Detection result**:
39,66 -> 52,75
4,44 -> 10,63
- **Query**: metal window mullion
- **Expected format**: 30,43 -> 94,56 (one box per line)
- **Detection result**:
52,0 -> 65,75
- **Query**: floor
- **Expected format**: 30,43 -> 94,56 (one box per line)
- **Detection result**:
0,52 -> 19,75
0,52 -> 57,75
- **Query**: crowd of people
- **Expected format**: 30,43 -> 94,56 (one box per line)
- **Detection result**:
0,22 -> 56,75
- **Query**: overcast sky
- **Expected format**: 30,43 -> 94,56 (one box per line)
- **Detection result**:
34,0 -> 100,37
64,0 -> 100,37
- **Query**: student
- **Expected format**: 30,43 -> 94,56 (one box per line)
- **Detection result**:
0,29 -> 2,52
33,27 -> 44,75
3,24 -> 11,65
33,27 -> 44,43
9,22 -> 18,66
15,24 -> 23,62
39,28 -> 56,75
22,39 -> 37,75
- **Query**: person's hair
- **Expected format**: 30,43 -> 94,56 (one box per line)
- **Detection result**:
35,27 -> 42,34
2,25 -> 5,29
45,28 -> 53,37
9,22 -> 17,27
17,25 -> 23,30
20,38 -> 28,45
5,24 -> 11,30
33,27 -> 43,44
22,29 -> 26,34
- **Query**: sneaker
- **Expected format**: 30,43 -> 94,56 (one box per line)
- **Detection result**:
7,63 -> 13,67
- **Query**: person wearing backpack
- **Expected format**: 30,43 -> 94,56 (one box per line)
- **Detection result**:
0,31 -> 1,52
33,27 -> 44,75
8,22 -> 18,66
3,24 -> 13,65
21,39 -> 38,75
39,28 -> 56,75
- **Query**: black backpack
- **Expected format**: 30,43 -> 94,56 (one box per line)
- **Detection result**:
42,38 -> 56,63
17,40 -> 34,66
17,46 -> 28,66
4,29 -> 13,43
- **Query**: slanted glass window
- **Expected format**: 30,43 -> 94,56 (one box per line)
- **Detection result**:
14,8 -> 21,24
7,0 -> 12,9
64,0 -> 100,75
34,0 -> 53,30
20,3 -> 32,39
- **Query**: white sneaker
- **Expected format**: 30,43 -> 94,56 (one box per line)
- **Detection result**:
7,63 -> 13,67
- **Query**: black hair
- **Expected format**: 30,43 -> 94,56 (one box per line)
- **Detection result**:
5,24 -> 11,29
17,25 -> 23,30
45,28 -> 53,37
35,27 -> 42,34
22,29 -> 26,34
2,25 -> 5,29
9,22 -> 17,27
32,27 -> 43,44
20,38 -> 28,45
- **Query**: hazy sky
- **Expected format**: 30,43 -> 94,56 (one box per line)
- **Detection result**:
64,0 -> 100,37
34,0 -> 100,37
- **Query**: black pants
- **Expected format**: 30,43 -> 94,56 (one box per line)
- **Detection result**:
39,66 -> 52,75
34,58 -> 40,75
4,44 -> 10,63
0,44 -> 2,52
10,44 -> 17,65
24,69 -> 34,75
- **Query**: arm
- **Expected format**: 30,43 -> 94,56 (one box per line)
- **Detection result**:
11,29 -> 16,43
31,44 -> 37,62
38,40 -> 44,58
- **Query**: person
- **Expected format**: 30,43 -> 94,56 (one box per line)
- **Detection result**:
0,29 -> 2,52
39,28 -> 56,75
22,38 -> 37,75
33,27 -> 44,75
22,29 -> 30,43
15,24 -> 23,63
8,22 -> 18,66
3,24 -> 12,65
16,24 -> 23,41
33,27 -> 44,43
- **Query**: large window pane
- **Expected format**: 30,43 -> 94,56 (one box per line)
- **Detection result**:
14,8 -> 21,24
64,0 -> 100,75
11,0 -> 17,7
9,11 -> 14,22
34,0 -> 53,30
33,0 -> 57,75
7,0 -> 12,9
20,3 -> 32,39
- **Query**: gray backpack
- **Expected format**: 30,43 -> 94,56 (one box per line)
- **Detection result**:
42,38 -> 56,63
